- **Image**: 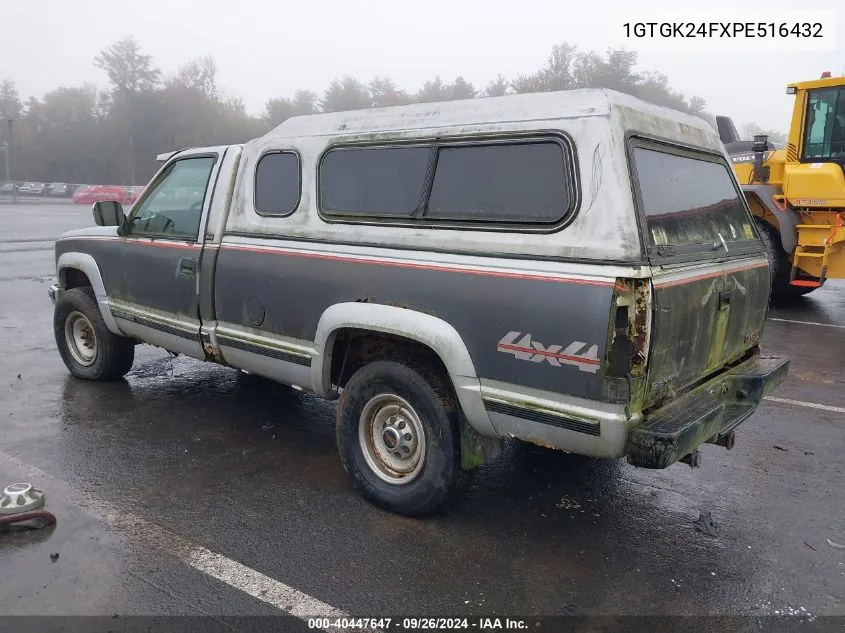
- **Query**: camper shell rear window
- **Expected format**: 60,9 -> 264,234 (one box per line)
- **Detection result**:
629,140 -> 762,261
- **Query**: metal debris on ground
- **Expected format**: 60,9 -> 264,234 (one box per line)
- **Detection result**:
826,538 -> 845,550
693,511 -> 719,537
773,445 -> 788,452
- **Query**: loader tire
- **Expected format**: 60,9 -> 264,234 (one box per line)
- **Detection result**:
755,219 -> 816,299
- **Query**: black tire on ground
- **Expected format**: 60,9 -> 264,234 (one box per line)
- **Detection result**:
754,218 -> 816,298
336,359 -> 474,516
54,287 -> 135,380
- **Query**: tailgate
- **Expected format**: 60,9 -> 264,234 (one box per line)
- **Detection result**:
628,139 -> 772,406
647,258 -> 771,403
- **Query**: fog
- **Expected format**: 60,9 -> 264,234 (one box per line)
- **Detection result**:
1,0 -> 842,184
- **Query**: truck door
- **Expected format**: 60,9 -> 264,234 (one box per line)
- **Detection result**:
109,148 -> 227,360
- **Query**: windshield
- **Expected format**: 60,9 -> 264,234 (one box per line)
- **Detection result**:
803,87 -> 845,161
632,146 -> 758,255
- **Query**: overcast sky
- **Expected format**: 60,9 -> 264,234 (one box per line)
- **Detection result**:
2,0 -> 842,132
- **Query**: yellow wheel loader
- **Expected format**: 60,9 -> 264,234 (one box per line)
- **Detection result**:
716,72 -> 845,298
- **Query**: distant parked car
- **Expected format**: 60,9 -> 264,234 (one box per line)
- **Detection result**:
17,182 -> 46,196
47,183 -> 71,197
0,182 -> 14,195
72,184 -> 129,205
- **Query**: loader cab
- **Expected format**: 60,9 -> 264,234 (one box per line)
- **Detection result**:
801,84 -> 845,165
787,74 -> 845,167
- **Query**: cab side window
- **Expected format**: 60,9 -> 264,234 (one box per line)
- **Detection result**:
804,87 -> 845,160
128,156 -> 216,239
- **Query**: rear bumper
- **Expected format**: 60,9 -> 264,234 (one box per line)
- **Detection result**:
627,353 -> 789,469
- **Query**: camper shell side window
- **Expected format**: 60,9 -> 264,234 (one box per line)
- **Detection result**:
317,133 -> 580,232
254,150 -> 302,217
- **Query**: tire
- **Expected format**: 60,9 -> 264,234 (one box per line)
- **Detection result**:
336,359 -> 473,516
754,218 -> 816,298
54,287 -> 135,380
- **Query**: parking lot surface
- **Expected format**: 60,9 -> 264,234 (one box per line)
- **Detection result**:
1,202 -> 843,625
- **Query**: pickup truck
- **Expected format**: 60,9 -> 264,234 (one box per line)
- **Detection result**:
49,89 -> 789,516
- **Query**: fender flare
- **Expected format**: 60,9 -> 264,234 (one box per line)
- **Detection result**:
311,302 -> 496,437
56,252 -> 122,335
742,184 -> 799,254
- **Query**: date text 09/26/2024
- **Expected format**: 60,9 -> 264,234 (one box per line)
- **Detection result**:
308,618 -> 528,630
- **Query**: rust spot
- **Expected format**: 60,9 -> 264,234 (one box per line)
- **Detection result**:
605,278 -> 650,379
518,436 -> 563,452
628,279 -> 650,377
203,343 -> 225,363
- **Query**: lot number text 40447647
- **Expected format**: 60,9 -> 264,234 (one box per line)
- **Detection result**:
307,617 -> 528,630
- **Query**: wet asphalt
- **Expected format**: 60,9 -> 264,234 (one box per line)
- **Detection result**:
0,200 -> 843,623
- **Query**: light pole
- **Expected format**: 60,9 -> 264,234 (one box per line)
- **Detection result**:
6,119 -> 15,203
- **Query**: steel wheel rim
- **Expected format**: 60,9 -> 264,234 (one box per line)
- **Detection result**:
358,393 -> 426,485
64,311 -> 97,366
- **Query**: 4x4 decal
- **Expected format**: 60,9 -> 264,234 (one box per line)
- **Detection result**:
497,331 -> 600,373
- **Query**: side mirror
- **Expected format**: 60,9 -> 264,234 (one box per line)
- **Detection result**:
92,200 -> 126,227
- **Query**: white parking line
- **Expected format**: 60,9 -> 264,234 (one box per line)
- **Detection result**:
764,396 -> 845,414
0,450 -> 378,631
768,318 -> 845,330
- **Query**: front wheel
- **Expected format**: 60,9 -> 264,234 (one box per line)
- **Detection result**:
336,360 -> 472,516
54,287 -> 135,380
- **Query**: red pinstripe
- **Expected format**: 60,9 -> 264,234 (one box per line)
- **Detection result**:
653,261 -> 769,288
220,243 -> 615,287
496,343 -> 601,365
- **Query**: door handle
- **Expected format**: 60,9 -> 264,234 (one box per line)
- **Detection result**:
178,257 -> 197,278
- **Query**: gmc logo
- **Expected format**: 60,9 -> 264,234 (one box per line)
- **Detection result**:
497,331 -> 601,374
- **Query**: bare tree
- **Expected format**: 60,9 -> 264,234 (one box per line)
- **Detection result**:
171,56 -> 218,99
743,123 -> 787,146
0,80 -> 22,120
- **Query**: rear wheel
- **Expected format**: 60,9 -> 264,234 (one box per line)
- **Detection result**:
54,287 -> 135,380
336,359 -> 473,516
754,218 -> 816,299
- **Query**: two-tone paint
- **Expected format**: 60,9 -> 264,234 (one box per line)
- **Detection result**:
52,89 -> 784,465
